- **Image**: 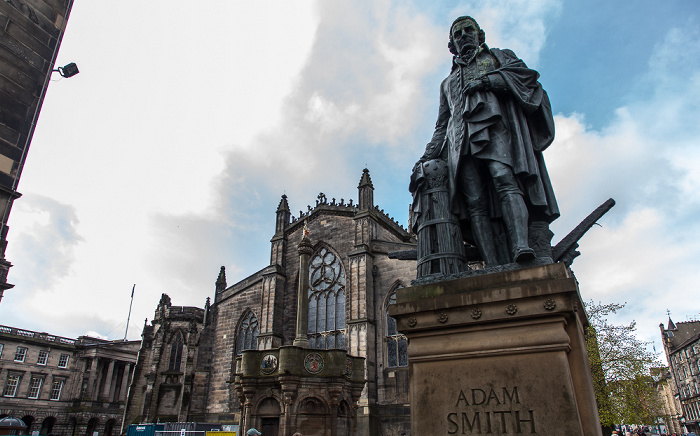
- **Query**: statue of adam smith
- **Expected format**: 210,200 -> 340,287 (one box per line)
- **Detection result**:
414,16 -> 559,266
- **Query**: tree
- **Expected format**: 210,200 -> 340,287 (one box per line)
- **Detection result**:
585,301 -> 663,428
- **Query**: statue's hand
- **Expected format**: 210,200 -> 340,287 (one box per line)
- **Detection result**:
464,76 -> 490,95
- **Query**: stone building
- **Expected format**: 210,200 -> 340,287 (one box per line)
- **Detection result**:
124,169 -> 417,435
0,324 -> 139,436
650,366 -> 683,434
0,0 -> 74,301
660,318 -> 700,433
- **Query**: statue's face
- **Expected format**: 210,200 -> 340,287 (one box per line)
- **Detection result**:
451,19 -> 480,54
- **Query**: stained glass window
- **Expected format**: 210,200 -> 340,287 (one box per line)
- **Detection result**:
387,292 -> 408,367
307,247 -> 346,349
236,311 -> 259,355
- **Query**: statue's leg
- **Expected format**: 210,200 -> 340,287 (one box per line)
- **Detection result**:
488,161 -> 535,262
460,160 -> 499,266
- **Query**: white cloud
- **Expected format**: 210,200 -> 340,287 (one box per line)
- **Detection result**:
1,1 -> 698,360
447,0 -> 562,66
8,195 -> 83,290
545,20 -> 700,349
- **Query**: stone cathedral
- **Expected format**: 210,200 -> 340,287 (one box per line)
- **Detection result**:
123,169 -> 417,435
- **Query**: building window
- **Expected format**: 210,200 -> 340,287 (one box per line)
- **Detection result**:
3,374 -> 21,397
27,377 -> 43,399
50,379 -> 64,400
37,350 -> 49,365
168,333 -> 183,371
307,247 -> 346,349
386,292 -> 408,368
236,311 -> 259,355
14,346 -> 27,362
57,354 -> 69,368
0,343 -> 3,358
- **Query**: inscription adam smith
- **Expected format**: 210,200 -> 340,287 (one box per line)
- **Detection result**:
446,387 -> 536,434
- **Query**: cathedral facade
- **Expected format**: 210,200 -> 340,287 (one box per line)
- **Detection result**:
124,169 -> 417,435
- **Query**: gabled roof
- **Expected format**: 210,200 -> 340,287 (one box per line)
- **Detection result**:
663,320 -> 700,353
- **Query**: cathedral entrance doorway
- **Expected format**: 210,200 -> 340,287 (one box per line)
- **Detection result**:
260,418 -> 279,436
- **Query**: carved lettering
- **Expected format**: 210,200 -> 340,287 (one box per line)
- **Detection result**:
486,388 -> 500,405
471,388 -> 485,405
462,412 -> 480,432
457,387 -> 521,408
503,386 -> 521,404
515,410 -> 536,433
445,410 -> 536,434
446,386 -> 535,434
456,389 -> 469,407
493,411 -> 511,431
447,413 -> 458,434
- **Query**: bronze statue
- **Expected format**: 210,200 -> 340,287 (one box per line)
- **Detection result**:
411,16 -> 559,270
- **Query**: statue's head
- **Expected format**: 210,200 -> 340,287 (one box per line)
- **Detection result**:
448,16 -> 485,55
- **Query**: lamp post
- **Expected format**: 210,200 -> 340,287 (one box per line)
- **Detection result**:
53,62 -> 79,78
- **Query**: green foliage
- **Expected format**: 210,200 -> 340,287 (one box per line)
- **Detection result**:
585,301 -> 662,426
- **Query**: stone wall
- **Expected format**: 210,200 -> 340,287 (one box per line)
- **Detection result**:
0,0 -> 74,299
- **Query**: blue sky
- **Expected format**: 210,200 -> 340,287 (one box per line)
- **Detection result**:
1,0 -> 699,362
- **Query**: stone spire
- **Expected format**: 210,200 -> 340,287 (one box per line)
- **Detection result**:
275,194 -> 291,234
216,266 -> 227,293
203,297 -> 211,325
357,168 -> 374,210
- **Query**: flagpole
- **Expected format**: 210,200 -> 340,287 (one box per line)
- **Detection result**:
124,284 -> 135,341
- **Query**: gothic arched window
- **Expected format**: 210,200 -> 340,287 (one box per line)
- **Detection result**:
168,332 -> 183,372
308,247 -> 346,349
236,311 -> 259,355
386,292 -> 408,367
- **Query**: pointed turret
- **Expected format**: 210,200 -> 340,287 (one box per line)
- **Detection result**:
668,317 -> 677,331
155,293 -> 171,320
271,195 -> 290,267
276,195 -> 291,234
358,168 -> 374,210
203,296 -> 211,325
216,266 -> 227,293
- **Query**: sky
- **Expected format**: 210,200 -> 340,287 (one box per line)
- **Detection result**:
1,0 -> 700,364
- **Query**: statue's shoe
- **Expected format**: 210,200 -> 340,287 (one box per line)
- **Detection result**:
513,247 -> 536,262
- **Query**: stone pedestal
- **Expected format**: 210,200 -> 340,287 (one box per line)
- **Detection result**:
388,262 -> 602,435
